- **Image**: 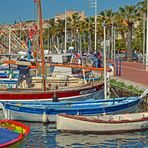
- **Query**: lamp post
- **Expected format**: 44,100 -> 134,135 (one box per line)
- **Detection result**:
146,0 -> 148,71
111,23 -> 114,60
48,23 -> 52,53
143,13 -> 146,66
89,0 -> 97,53
113,26 -> 116,62
103,22 -> 107,100
48,25 -> 50,52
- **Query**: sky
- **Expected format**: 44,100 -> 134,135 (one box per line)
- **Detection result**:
0,0 -> 142,24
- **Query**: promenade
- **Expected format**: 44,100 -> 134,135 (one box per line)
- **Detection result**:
111,61 -> 148,90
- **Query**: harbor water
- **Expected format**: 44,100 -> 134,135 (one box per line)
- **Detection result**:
0,110 -> 148,148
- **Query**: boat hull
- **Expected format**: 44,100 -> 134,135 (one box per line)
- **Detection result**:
57,112 -> 148,134
2,97 -> 142,122
0,82 -> 104,102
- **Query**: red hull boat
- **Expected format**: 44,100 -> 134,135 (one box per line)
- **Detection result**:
0,82 -> 104,101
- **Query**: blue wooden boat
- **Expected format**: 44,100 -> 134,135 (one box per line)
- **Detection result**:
2,96 -> 143,123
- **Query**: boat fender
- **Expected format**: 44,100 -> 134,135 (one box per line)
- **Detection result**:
42,111 -> 49,123
108,63 -> 114,76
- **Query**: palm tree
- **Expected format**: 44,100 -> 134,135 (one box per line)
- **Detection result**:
47,18 -> 59,53
71,12 -> 81,49
137,0 -> 147,15
55,19 -> 65,52
66,16 -> 73,47
99,9 -> 115,59
84,17 -> 94,52
118,5 -> 140,61
137,0 -> 147,62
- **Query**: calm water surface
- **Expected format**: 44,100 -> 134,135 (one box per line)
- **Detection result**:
0,110 -> 148,148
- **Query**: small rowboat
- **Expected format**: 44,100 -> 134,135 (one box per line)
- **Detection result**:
57,112 -> 148,134
0,120 -> 30,148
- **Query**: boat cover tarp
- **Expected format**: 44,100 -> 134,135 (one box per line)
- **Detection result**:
0,127 -> 19,144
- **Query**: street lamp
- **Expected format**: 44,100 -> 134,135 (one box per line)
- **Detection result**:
89,0 -> 97,53
113,26 -> 116,62
48,23 -> 52,53
143,12 -> 146,66
146,0 -> 148,71
103,21 -> 107,100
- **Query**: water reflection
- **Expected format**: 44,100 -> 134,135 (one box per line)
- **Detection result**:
56,132 -> 148,147
24,123 -> 57,148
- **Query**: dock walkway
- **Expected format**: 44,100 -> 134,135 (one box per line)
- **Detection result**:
111,61 -> 148,90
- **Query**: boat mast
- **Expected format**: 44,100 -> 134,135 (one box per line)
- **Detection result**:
37,0 -> 46,91
8,26 -> 11,55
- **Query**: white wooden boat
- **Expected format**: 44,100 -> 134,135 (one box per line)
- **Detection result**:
57,112 -> 148,134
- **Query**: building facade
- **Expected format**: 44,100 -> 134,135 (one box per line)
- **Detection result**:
55,10 -> 86,22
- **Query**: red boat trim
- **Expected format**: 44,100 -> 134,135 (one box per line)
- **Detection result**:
60,113 -> 148,124
0,82 -> 103,100
0,120 -> 30,148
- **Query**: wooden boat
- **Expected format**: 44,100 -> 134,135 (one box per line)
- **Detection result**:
2,96 -> 143,123
0,120 -> 30,148
0,78 -> 18,88
0,64 -> 96,89
57,112 -> 148,134
0,81 -> 104,101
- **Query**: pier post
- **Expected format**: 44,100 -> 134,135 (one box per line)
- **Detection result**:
115,59 -> 118,76
119,59 -> 122,76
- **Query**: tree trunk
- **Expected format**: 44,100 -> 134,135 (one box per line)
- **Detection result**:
127,23 -> 133,62
88,32 -> 92,52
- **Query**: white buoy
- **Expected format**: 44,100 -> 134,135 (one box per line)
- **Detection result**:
42,111 -> 48,123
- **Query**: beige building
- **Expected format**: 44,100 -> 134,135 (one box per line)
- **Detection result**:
55,10 -> 86,22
